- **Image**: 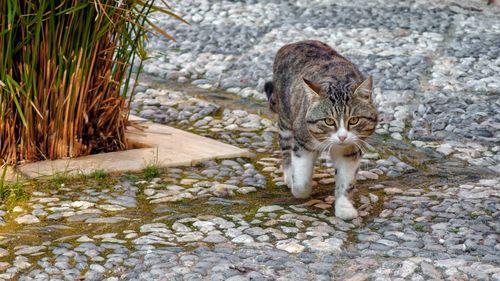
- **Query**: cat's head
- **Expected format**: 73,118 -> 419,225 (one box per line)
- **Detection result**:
304,77 -> 378,147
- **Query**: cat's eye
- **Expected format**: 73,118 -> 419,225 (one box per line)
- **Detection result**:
349,117 -> 360,125
324,118 -> 336,127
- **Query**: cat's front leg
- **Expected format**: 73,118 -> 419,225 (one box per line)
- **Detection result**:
290,146 -> 317,198
278,126 -> 293,188
331,146 -> 361,220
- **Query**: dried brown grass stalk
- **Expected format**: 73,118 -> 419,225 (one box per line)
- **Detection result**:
0,0 -> 183,165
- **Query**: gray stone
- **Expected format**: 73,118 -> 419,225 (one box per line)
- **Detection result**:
387,170 -> 401,177
257,205 -> 283,213
303,237 -> 343,253
0,262 -> 9,271
421,262 -> 443,280
276,239 -> 305,254
203,234 -> 227,243
14,256 -> 31,269
177,233 -> 204,242
14,246 -> 46,256
232,234 -> 254,244
0,248 -> 8,258
207,197 -> 248,205
85,217 -> 129,224
15,215 -> 40,224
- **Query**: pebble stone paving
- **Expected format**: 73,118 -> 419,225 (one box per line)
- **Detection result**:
1,0 -> 499,280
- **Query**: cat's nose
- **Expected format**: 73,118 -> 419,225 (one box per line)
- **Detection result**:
338,135 -> 347,142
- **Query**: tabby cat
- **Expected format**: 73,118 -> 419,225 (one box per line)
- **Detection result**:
265,40 -> 378,220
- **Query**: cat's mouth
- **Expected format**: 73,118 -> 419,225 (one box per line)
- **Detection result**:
335,141 -> 360,147
332,142 -> 351,147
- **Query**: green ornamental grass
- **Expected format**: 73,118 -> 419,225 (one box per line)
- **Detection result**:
0,0 -> 185,165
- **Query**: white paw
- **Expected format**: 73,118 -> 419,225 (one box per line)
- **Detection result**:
292,187 -> 311,199
291,184 -> 311,199
335,196 -> 358,220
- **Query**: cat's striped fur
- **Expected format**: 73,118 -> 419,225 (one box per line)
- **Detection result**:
265,40 -> 378,220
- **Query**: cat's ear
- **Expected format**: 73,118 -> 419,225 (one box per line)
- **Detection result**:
354,76 -> 373,101
303,78 -> 322,96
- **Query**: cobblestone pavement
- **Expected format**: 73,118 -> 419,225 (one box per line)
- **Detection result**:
144,0 -> 500,173
1,0 -> 499,280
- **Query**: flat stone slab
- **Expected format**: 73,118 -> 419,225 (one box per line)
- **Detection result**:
6,115 -> 249,180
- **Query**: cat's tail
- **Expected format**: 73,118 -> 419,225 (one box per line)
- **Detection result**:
264,81 -> 277,113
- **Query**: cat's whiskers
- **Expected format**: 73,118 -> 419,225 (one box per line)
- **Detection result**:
353,138 -> 369,154
314,141 -> 324,151
314,138 -> 331,151
356,138 -> 370,149
325,142 -> 336,155
353,142 -> 367,154
314,139 -> 338,157
320,142 -> 334,154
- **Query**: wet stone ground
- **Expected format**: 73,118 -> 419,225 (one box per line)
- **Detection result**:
0,84 -> 498,280
2,0 -> 500,280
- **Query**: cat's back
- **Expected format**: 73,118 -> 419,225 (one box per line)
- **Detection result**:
272,40 -> 364,96
273,40 -> 349,76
